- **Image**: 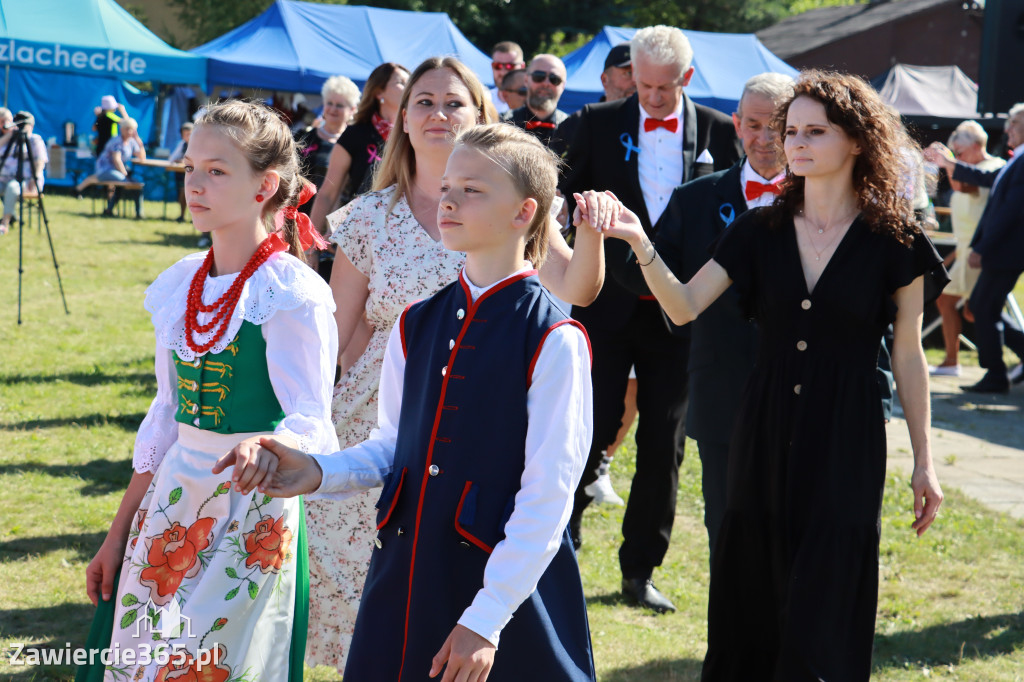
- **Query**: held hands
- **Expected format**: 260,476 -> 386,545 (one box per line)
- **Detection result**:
429,624 -> 496,682
910,463 -> 943,536
210,435 -> 323,498
575,191 -> 645,246
572,190 -> 622,235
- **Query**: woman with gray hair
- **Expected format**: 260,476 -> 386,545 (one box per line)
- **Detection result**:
931,120 -> 1006,375
294,75 -> 361,214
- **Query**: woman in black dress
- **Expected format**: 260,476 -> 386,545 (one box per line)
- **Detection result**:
598,71 -> 946,680
309,62 -> 410,234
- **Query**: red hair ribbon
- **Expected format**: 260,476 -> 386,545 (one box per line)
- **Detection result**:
273,180 -> 329,250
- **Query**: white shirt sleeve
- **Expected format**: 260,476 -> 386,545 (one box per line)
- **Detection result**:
264,299 -> 341,456
307,317 -> 403,499
457,323 -> 593,647
132,342 -> 180,473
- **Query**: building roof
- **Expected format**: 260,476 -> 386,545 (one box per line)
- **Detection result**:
756,0 -> 956,59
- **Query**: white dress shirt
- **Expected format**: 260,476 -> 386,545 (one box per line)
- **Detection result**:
311,267 -> 593,648
638,100 -> 685,226
133,252 -> 341,472
740,159 -> 785,210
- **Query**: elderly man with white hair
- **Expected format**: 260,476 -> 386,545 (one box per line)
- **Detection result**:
560,25 -> 741,612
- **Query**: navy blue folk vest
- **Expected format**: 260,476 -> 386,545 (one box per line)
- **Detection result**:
343,271 -> 595,682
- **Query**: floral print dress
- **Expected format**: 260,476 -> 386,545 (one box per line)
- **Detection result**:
77,252 -> 339,682
303,185 -> 465,670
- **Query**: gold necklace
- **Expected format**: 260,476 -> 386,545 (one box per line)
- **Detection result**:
799,211 -> 854,262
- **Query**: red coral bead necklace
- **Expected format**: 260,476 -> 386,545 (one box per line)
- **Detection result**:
185,236 -> 285,354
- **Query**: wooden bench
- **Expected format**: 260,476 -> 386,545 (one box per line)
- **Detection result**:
92,181 -> 145,217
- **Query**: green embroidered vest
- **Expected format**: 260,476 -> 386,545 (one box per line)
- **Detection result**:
174,321 -> 285,433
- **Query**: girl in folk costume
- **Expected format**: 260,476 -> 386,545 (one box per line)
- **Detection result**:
78,100 -> 339,682
223,124 -> 618,682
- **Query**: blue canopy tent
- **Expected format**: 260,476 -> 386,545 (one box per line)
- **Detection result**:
0,0 -> 207,136
192,1 -> 494,93
0,0 -> 206,185
561,26 -> 798,114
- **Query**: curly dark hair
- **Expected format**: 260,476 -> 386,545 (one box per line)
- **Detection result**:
767,70 -> 920,246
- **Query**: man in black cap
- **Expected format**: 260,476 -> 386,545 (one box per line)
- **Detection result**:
601,43 -> 636,102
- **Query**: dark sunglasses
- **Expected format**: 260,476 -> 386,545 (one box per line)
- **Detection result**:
529,70 -> 564,86
502,87 -> 528,96
492,61 -> 524,71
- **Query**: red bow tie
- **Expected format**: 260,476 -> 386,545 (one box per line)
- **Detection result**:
745,180 -> 782,201
525,120 -> 556,130
644,117 -> 678,133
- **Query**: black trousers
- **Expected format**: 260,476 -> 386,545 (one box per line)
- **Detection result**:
696,439 -> 729,559
968,266 -> 1024,380
573,300 -> 689,580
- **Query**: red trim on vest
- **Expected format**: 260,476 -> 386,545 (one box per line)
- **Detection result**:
638,294 -> 658,301
526,319 -> 592,388
376,467 -> 407,530
454,481 -> 494,553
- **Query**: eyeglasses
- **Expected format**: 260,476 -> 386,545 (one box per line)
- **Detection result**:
502,87 -> 528,96
529,71 -> 564,86
492,61 -> 524,71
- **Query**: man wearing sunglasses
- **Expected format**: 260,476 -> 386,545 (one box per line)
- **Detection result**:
490,41 -> 526,115
501,69 -> 529,111
561,25 -> 741,615
502,54 -> 569,151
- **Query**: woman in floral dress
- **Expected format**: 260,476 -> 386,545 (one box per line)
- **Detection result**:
78,100 -> 338,682
302,56 -> 606,670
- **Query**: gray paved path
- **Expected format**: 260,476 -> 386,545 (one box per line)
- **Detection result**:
886,365 -> 1024,518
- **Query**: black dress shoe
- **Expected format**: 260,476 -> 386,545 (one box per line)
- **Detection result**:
621,578 -> 676,613
962,377 -> 1009,394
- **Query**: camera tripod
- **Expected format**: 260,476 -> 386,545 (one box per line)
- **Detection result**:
0,119 -> 69,324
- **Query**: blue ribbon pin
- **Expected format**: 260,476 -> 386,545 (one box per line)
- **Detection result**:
620,133 -> 641,162
719,202 -> 736,227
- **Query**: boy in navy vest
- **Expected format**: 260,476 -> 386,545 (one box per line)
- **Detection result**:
221,124 -> 611,681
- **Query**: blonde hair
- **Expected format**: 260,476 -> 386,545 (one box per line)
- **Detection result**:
372,57 -> 495,215
631,26 -> 693,77
454,123 -> 558,266
194,100 -> 306,258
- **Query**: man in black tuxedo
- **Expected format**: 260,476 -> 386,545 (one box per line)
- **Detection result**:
926,104 -> 1024,393
561,25 -> 741,612
655,73 -> 793,558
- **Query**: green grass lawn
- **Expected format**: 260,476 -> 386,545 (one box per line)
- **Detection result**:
2,195 -> 1023,680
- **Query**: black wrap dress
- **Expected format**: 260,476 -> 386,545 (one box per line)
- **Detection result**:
700,209 -> 947,682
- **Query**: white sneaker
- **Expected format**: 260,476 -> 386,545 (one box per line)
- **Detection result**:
584,473 -> 624,506
929,364 -> 961,377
